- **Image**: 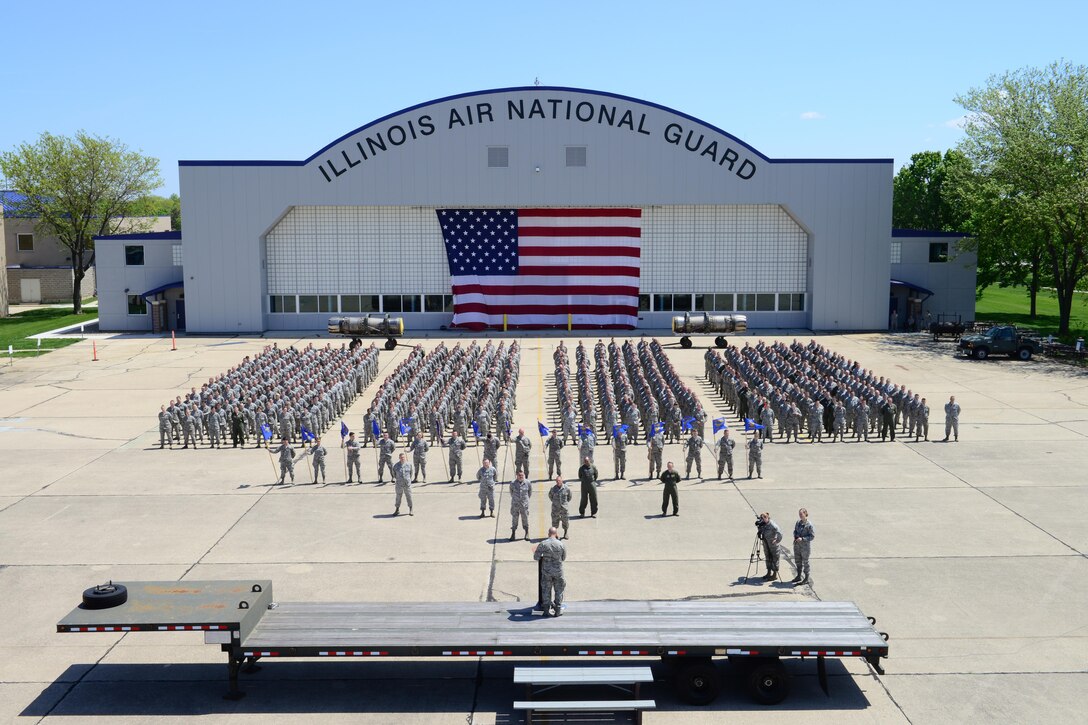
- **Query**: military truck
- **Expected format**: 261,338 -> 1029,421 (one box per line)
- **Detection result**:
958,325 -> 1043,360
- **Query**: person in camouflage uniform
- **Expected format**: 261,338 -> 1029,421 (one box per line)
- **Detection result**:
307,437 -> 327,483
549,477 -> 572,539
377,432 -> 396,483
392,452 -> 413,516
533,527 -> 567,617
513,428 -> 532,478
477,458 -> 497,517
408,432 -> 429,483
545,431 -> 564,478
448,431 -> 467,482
271,437 -> 295,484
508,470 -> 532,541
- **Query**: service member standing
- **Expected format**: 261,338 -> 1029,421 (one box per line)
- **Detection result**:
577,456 -> 599,518
612,432 -> 627,480
483,432 -> 502,473
513,428 -> 532,478
477,458 -> 497,517
659,461 -> 680,516
916,397 -> 930,441
377,432 -> 397,483
272,437 -> 296,485
756,511 -> 782,581
791,508 -> 815,586
545,431 -> 564,478
448,430 -> 467,482
158,406 -> 172,449
509,470 -> 532,541
747,435 -> 763,479
408,432 -> 429,483
943,395 -> 960,442
392,452 -> 414,516
344,432 -> 361,483
684,430 -> 703,479
308,437 -> 328,484
549,477 -> 572,539
647,427 -> 664,479
533,527 -> 567,617
716,430 -> 735,479
579,428 -> 596,464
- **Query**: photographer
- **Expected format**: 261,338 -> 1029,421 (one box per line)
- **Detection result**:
755,512 -> 782,581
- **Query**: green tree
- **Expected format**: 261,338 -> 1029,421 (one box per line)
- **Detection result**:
129,193 -> 181,230
892,150 -> 972,231
0,131 -> 163,313
955,60 -> 1088,336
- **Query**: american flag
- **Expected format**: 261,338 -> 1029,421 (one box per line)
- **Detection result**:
437,208 -> 641,330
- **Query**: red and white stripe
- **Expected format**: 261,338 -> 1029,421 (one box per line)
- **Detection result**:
576,649 -> 648,656
451,208 -> 641,330
318,650 -> 388,657
440,650 -> 511,656
790,650 -> 859,656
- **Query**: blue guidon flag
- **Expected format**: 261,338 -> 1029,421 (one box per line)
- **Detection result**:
437,208 -> 641,331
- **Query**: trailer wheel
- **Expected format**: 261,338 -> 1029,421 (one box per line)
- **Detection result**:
348,337 -> 362,351
673,659 -> 720,705
1016,347 -> 1032,361
746,660 -> 790,705
679,337 -> 693,349
384,338 -> 397,351
714,336 -> 727,348
82,582 -> 128,610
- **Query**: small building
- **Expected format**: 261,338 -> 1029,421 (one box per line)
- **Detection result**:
889,229 -> 976,330
94,231 -> 184,332
2,190 -> 170,305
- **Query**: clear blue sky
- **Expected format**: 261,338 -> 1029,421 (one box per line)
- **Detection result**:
2,1 -> 1084,196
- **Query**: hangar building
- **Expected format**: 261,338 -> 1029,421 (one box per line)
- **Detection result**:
94,86 -> 975,333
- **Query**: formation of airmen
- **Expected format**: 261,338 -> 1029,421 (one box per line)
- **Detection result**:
156,343 -> 380,450
706,339 -> 932,443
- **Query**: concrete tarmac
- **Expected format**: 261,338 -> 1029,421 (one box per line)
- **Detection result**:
0,331 -> 1084,724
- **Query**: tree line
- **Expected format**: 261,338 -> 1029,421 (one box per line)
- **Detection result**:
893,60 -> 1088,336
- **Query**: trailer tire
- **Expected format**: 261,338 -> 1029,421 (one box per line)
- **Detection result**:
714,336 -> 727,348
1016,347 -> 1032,361
747,660 -> 790,705
82,582 -> 127,610
680,337 -> 693,349
384,338 -> 397,351
673,659 -> 720,705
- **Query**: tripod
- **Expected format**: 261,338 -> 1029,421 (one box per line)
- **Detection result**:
743,532 -> 763,583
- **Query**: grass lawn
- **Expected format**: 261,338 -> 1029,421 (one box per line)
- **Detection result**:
975,286 -> 1088,342
0,306 -> 98,357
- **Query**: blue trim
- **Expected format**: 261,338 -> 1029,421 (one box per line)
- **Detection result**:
141,280 -> 184,298
179,86 -> 894,168
94,231 -> 181,241
890,279 -> 935,296
892,228 -> 969,238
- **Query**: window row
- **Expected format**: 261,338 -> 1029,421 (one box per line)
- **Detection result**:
638,293 -> 806,313
269,294 -> 455,314
486,145 -> 586,168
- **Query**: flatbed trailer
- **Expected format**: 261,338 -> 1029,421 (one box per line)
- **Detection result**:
58,580 -> 889,706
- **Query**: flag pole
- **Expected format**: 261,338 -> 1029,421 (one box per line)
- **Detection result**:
267,448 -> 280,482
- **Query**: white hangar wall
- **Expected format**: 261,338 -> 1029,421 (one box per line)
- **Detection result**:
178,87 -> 893,333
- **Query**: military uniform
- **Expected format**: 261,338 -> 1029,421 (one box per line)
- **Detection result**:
345,437 -> 361,482
660,467 -> 680,515
792,517 -> 815,584
578,432 -> 596,464
513,433 -> 532,478
483,435 -> 501,471
549,481 -> 572,537
577,463 -> 599,517
272,442 -> 296,484
757,517 -> 782,580
477,465 -> 497,516
612,434 -> 627,479
509,475 -> 532,540
944,399 -> 960,441
308,442 -> 327,483
545,435 -> 564,478
392,459 -> 413,514
684,434 -> 703,478
158,409 -> 172,448
747,437 -> 763,478
647,431 -> 664,479
716,434 -> 735,478
448,435 -> 467,481
377,437 -> 396,482
534,536 -> 567,616
408,437 -> 429,482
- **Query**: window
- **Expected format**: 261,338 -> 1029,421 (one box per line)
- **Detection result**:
16,233 -> 33,251
652,294 -> 673,312
401,295 -> 421,313
341,295 -> 361,313
929,242 -> 949,263
424,294 -> 454,313
736,294 -> 756,311
487,146 -> 509,168
127,294 -> 147,315
890,241 -> 902,264
756,294 -> 775,311
778,293 -> 806,311
382,295 -> 402,313
297,295 -> 318,313
269,295 -> 296,313
125,245 -> 144,266
672,294 -> 692,312
172,244 -> 183,266
565,146 -> 587,167
638,294 -> 650,311
695,294 -> 713,312
713,294 -> 734,311
318,295 -> 338,313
